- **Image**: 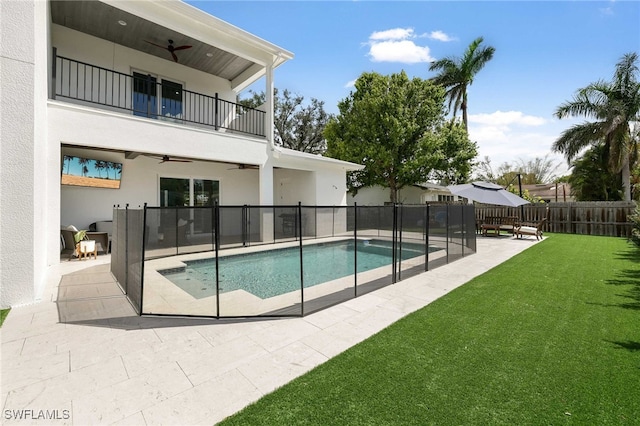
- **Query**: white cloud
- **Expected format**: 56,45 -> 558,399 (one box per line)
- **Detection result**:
468,110 -> 570,176
469,110 -> 546,127
369,40 -> 434,63
369,28 -> 415,41
366,27 -> 435,63
427,30 -> 455,42
344,79 -> 357,88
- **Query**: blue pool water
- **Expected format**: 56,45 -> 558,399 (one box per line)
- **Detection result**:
160,239 -> 437,299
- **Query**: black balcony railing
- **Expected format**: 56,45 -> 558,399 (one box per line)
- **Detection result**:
52,52 -> 266,137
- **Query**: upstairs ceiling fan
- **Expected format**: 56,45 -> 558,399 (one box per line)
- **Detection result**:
144,39 -> 192,63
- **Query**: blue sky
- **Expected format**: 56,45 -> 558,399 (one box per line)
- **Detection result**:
189,1 -> 639,178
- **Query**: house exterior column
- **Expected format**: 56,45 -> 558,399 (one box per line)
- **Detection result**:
258,61 -> 276,241
0,0 -> 49,307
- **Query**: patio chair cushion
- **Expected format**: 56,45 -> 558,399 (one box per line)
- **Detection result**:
518,225 -> 537,234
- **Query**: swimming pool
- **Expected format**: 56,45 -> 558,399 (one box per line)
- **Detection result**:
159,239 -> 439,299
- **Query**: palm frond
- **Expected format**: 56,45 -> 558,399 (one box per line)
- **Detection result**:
552,121 -> 606,161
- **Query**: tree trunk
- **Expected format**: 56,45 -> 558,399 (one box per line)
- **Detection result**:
622,156 -> 631,201
389,186 -> 398,204
462,90 -> 469,133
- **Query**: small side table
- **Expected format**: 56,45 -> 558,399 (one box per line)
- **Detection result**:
76,240 -> 97,260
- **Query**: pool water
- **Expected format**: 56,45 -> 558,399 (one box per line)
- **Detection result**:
160,239 -> 437,299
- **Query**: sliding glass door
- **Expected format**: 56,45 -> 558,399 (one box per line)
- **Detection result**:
133,72 -> 183,120
160,177 -> 219,235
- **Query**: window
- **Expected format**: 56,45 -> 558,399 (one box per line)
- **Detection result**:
438,194 -> 454,202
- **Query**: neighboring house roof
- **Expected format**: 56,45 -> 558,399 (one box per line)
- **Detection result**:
522,183 -> 574,202
413,182 -> 452,192
50,0 -> 294,91
274,147 -> 364,171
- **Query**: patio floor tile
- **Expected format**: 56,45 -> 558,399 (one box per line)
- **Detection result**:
1,237 -> 540,425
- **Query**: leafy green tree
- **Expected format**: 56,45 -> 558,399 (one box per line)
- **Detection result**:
428,36 -> 495,132
239,88 -> 330,154
553,52 -> 640,201
325,71 -> 447,203
567,144 -> 623,201
430,120 -> 478,185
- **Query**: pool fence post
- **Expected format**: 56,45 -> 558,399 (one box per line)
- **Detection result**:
298,202 -> 304,316
425,203 -> 430,272
247,205 -> 251,247
332,206 -> 335,237
210,204 -> 215,250
175,206 -> 179,256
214,201 -> 220,319
399,204 -> 404,282
242,204 -> 247,247
461,203 -> 465,258
139,203 -> 147,316
392,204 -> 397,284
353,203 -> 357,298
446,204 -> 450,264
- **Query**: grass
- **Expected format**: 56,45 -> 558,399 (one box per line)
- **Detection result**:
0,308 -> 10,327
221,234 -> 640,425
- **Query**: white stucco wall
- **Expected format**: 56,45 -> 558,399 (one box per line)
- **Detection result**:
274,169 -> 315,205
347,185 -> 451,205
1,0 -> 49,308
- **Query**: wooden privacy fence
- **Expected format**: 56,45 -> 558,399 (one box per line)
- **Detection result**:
475,201 -> 636,238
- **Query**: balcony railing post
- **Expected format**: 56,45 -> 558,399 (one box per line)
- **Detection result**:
214,93 -> 219,131
146,74 -> 153,118
51,47 -> 57,100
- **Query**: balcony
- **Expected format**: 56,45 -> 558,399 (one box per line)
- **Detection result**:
52,54 -> 266,138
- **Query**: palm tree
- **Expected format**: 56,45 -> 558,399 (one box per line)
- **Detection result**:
94,160 -> 106,178
553,52 -> 640,201
78,157 -> 89,177
428,36 -> 495,133
63,155 -> 74,174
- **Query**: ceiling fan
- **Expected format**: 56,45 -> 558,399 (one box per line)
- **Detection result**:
144,39 -> 192,63
227,164 -> 259,170
145,154 -> 193,164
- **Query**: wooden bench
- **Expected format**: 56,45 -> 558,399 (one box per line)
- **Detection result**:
480,216 -> 519,237
515,218 -> 547,240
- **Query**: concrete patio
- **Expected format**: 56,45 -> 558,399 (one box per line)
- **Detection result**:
1,236 -> 541,425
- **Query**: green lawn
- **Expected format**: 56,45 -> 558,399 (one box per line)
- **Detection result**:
221,234 -> 640,425
0,308 -> 9,327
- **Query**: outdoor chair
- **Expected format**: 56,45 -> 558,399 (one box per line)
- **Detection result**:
515,218 -> 547,240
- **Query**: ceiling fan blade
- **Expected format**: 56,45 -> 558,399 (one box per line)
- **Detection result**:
171,51 -> 178,62
173,45 -> 192,51
144,40 -> 168,50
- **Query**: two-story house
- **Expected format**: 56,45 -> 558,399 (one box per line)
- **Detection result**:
1,0 -> 362,307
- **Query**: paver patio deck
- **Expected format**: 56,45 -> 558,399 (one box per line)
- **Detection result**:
1,235 -> 541,425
